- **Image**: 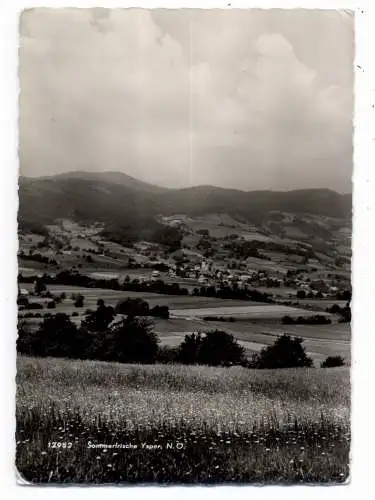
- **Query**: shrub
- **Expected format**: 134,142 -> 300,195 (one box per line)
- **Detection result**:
26,302 -> 44,310
34,278 -> 47,295
150,305 -> 170,319
115,298 -> 149,317
321,356 -> 345,368
281,315 -> 294,325
253,334 -> 313,369
74,294 -> 84,308
156,345 -> 179,364
46,301 -> 56,309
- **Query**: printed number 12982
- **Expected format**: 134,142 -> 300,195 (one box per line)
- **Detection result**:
48,442 -> 73,449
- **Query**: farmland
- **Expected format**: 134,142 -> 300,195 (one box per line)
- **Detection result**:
16,356 -> 350,484
155,320 -> 350,366
18,281 -> 349,365
170,304 -> 327,319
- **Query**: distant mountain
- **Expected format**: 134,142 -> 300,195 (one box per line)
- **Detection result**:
161,186 -> 351,221
33,170 -> 169,194
18,173 -> 352,240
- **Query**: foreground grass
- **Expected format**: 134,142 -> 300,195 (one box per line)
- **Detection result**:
16,356 -> 350,484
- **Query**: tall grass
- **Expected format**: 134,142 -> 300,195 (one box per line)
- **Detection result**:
16,356 -> 350,484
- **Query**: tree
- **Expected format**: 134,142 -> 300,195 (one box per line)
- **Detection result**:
22,313 -> 79,358
297,290 -> 306,299
34,278 -> 47,295
339,303 -> 351,323
150,305 -> 170,319
198,330 -> 246,366
321,356 -> 345,368
253,334 -> 313,369
81,299 -> 115,332
282,315 -> 295,325
74,294 -> 84,308
104,316 -> 158,363
115,297 -> 149,317
177,332 -> 203,365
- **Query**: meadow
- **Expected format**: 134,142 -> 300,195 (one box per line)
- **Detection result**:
16,356 -> 350,484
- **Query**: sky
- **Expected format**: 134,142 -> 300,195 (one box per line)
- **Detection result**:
19,8 -> 354,192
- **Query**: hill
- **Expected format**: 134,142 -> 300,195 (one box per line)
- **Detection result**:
18,172 -> 351,244
34,170 -> 169,194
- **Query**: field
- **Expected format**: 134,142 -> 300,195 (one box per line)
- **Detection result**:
155,319 -> 350,366
19,282 -> 348,365
16,356 -> 350,484
20,283 -> 271,311
170,304 -> 326,319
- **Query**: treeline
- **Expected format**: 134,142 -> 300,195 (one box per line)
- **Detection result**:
18,300 -> 336,368
17,301 -> 244,366
282,315 -> 332,325
18,251 -> 57,266
18,271 -> 273,303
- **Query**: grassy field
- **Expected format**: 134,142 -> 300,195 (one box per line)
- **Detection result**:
16,356 -> 350,484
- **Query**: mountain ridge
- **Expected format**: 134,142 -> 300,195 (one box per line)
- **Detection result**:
18,172 -> 352,240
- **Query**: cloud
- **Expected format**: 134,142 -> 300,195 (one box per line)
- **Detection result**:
19,8 -> 353,192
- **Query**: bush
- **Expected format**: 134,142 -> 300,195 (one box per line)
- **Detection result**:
253,334 -> 313,369
74,294 -> 84,308
26,302 -> 44,310
156,345 -> 179,364
115,298 -> 149,317
72,312 -> 79,317
34,278 -> 47,295
46,301 -> 56,309
281,315 -> 294,325
150,305 -> 170,319
321,356 -> 345,368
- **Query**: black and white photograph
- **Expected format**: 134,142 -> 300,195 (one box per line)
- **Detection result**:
16,7 -> 353,484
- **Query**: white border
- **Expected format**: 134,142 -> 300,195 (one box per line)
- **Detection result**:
1,1 -> 374,499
